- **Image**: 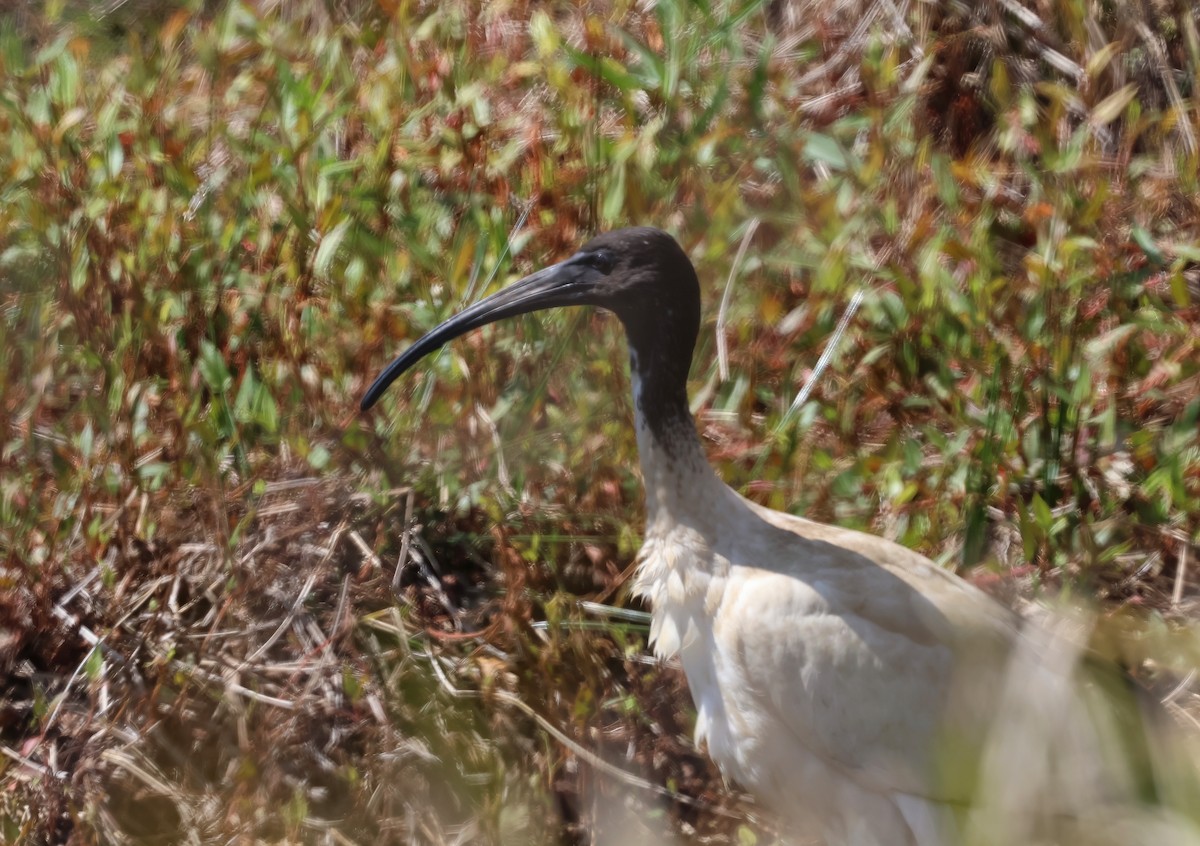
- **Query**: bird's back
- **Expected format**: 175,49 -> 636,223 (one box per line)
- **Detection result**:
636,481 -> 1197,845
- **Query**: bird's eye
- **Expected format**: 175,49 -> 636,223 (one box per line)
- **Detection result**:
587,250 -> 615,274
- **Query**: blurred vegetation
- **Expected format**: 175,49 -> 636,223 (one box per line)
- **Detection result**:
1,0 -> 1199,842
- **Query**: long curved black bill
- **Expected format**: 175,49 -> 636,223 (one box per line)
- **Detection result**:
360,257 -> 598,411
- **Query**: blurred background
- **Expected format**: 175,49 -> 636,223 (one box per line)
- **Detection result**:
1,0 -> 1198,842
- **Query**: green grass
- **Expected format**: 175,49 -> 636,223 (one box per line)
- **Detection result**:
2,0 -> 1199,843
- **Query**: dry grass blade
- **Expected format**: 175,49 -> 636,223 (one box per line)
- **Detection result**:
717,218 -> 761,381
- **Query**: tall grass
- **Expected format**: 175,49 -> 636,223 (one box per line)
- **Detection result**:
2,0 -> 1198,842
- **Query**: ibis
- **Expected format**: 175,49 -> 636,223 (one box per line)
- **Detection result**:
362,227 -> 1197,845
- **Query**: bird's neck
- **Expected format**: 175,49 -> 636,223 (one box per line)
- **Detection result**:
627,346 -> 737,667
628,347 -> 725,537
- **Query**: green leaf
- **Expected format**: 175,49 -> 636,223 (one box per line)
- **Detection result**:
563,46 -> 644,92
198,340 -> 232,393
1169,272 -> 1192,307
308,444 -> 331,470
315,218 -> 351,279
70,247 -> 88,292
234,367 -> 279,433
602,165 -> 627,225
342,668 -> 363,702
611,26 -> 664,90
1031,493 -> 1053,532
1131,227 -> 1165,265
84,646 -> 103,681
803,132 -> 849,170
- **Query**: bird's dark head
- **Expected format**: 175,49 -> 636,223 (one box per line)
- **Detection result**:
361,227 -> 700,411
573,227 -> 699,318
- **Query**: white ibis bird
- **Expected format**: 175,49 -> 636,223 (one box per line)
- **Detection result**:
362,228 -> 1197,845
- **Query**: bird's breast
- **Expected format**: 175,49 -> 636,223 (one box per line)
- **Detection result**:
631,534 -> 763,787
633,534 -> 723,658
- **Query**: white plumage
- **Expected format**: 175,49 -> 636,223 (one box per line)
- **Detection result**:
628,389 -> 1147,844
362,227 -> 1199,845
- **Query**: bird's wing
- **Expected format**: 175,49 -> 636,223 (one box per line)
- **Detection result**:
747,500 -> 1019,645
715,500 -> 1021,802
